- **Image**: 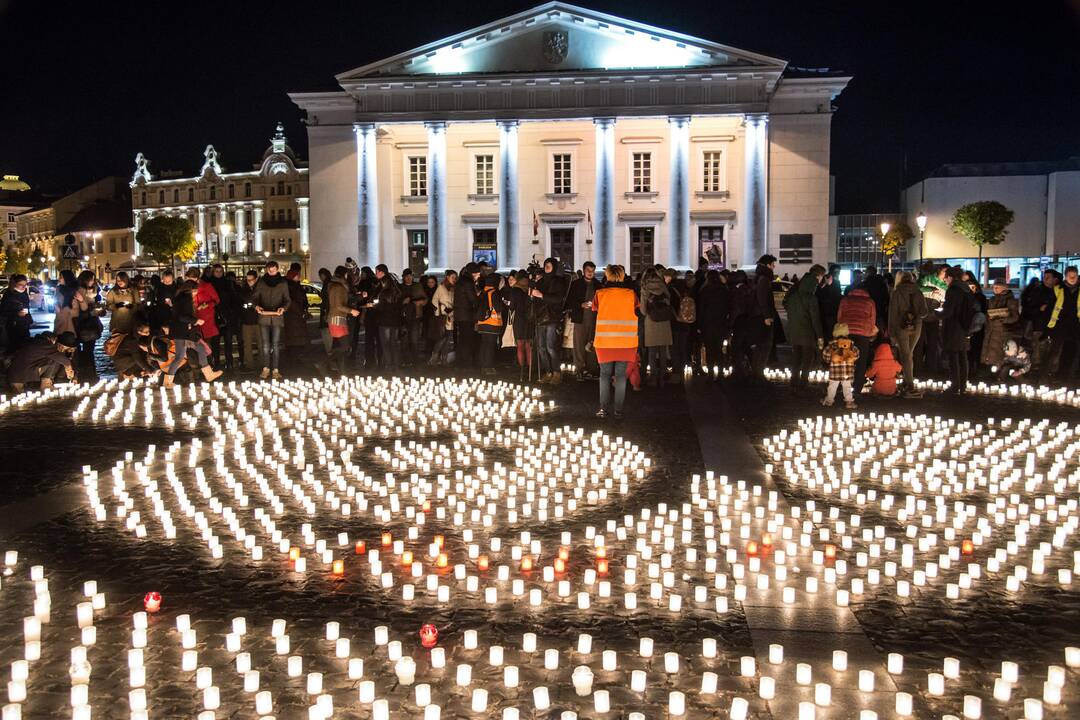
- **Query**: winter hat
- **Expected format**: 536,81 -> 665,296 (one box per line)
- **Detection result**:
832,323 -> 850,338
55,331 -> 78,349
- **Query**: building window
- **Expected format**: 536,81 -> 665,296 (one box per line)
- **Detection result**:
172,188 -> 179,203
228,184 -> 235,199
702,151 -> 723,192
552,153 -> 572,194
475,154 -> 494,195
7,212 -> 15,223
158,190 -> 164,204
245,210 -> 252,226
631,152 -> 652,193
140,191 -> 146,206
210,212 -> 217,227
244,182 -> 251,198
96,239 -> 105,254
209,186 -> 217,200
408,156 -> 427,197
7,230 -> 14,243
121,237 -> 128,253
188,188 -> 194,202
277,181 -> 285,195
287,185 -> 292,195
109,237 -> 117,253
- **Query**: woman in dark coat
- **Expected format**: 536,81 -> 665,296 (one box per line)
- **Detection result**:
282,275 -> 309,373
695,270 -> 730,375
373,275 -> 404,370
783,265 -> 826,393
505,271 -> 535,379
941,268 -> 974,394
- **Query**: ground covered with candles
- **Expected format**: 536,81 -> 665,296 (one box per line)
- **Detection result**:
0,373 -> 1078,719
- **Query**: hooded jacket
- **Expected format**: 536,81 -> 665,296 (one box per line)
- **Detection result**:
837,289 -> 877,338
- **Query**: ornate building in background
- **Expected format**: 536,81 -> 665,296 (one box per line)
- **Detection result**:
290,2 -> 849,275
131,123 -> 310,274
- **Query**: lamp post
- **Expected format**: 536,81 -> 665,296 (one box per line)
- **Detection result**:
195,231 -> 205,268
880,221 -> 892,273
915,212 -> 927,265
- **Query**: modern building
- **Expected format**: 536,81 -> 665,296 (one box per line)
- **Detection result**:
130,123 -> 311,275
289,2 -> 849,276
828,212 -> 908,270
901,157 -> 1080,286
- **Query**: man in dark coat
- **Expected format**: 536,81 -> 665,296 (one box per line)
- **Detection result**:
7,331 -> 75,391
0,274 -> 33,353
1022,269 -> 1058,377
940,266 -> 975,394
784,265 -> 825,394
531,257 -> 568,384
750,254 -> 778,382
816,267 -> 842,340
564,261 -> 601,381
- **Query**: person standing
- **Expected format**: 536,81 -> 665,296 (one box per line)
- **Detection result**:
149,270 -> 177,333
564,261 -> 601,381
820,323 -> 859,409
1045,265 -> 1080,380
506,270 -> 535,381
282,264 -> 309,375
593,265 -> 638,418
666,268 -> 693,383
695,270 -> 730,376
236,271 -> 261,371
531,258 -> 568,384
751,254 -> 779,382
981,278 -> 1020,374
861,266 -> 890,335
940,266 -> 975,394
74,270 -> 103,370
836,285 -> 877,394
401,269 -> 427,366
251,261 -> 290,380
325,266 -> 360,376
105,272 -> 139,336
816,267 -> 842,342
189,268 -> 220,367
373,273 -> 404,371
454,264 -> 481,370
0,274 -> 33,353
640,267 -> 673,387
476,273 -> 506,376
783,265 -> 826,395
916,262 -> 948,377
210,264 -> 239,370
430,270 -> 457,366
1022,269 -> 1058,377
887,271 -> 929,398
316,267 -> 333,356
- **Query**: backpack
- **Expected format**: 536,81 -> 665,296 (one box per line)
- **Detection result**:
104,332 -> 126,356
646,294 -> 673,322
676,293 -> 696,324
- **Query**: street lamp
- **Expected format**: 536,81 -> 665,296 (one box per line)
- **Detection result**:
879,221 -> 892,272
915,212 -> 927,263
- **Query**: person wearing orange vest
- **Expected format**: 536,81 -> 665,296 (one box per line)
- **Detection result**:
592,264 -> 639,418
476,273 -> 506,377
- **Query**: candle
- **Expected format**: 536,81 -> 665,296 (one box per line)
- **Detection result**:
669,691 -> 686,716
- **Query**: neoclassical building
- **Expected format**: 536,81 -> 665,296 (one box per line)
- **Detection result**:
130,124 -> 310,273
290,2 -> 848,275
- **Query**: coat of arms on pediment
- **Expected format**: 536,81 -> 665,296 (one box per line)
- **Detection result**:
543,30 -> 569,64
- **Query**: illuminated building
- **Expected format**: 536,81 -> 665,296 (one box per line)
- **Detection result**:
290,2 -> 849,275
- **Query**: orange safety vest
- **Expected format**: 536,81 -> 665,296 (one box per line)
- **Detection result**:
594,287 -> 638,349
476,287 -> 503,334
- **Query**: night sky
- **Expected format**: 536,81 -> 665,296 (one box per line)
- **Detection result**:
4,0 -> 1079,213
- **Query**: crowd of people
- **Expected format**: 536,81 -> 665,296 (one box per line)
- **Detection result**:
0,252 -> 1073,416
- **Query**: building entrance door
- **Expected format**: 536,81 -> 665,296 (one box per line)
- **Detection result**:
698,226 -> 726,269
408,229 -> 428,276
629,226 -> 654,276
549,228 -> 574,272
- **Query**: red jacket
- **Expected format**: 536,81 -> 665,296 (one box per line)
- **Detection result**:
865,342 -> 902,396
194,281 -> 220,339
837,289 -> 877,338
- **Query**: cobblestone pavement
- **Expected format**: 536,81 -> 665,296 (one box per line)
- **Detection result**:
0,368 -> 1077,719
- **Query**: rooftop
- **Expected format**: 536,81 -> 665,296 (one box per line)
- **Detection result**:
56,199 -> 133,234
925,157 -> 1080,179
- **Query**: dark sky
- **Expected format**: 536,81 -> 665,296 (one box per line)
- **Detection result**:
4,0 -> 1079,213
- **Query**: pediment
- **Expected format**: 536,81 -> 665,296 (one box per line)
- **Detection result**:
336,2 -> 786,81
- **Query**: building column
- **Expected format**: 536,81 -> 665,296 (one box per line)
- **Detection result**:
496,120 -> 519,271
297,198 -> 310,253
668,116 -> 691,269
236,205 -> 247,253
253,203 -> 264,254
742,113 -> 769,267
196,205 -> 207,257
354,123 -> 380,268
594,117 -> 616,266
426,121 -> 449,272
132,211 -> 143,257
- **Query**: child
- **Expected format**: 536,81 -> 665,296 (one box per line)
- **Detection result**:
865,342 -> 902,397
821,323 -> 860,409
998,339 -> 1031,381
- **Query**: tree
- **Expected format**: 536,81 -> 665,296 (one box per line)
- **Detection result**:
27,247 -> 45,276
881,222 -> 914,274
0,245 -> 7,275
949,201 -> 1014,283
136,216 -> 199,271
6,247 -> 28,275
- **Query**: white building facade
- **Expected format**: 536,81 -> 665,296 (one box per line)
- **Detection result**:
291,2 -> 849,275
902,157 -> 1080,285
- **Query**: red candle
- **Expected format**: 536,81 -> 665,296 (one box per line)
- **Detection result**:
597,558 -> 609,575
824,544 -> 837,561
332,559 -> 344,576
401,551 -> 413,566
289,547 -> 301,561
746,541 -> 759,556
419,623 -> 439,648
436,553 -> 448,568
961,539 -> 974,555
520,556 -> 533,572
596,546 -> 607,559
143,591 -> 162,613
558,546 -> 570,561
554,558 -> 566,574
478,555 -> 489,571
422,500 -> 431,512
354,540 -> 366,555
381,532 -> 392,547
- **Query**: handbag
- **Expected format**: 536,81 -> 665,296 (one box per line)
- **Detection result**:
329,316 -> 349,338
501,309 -> 516,347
